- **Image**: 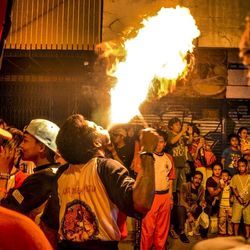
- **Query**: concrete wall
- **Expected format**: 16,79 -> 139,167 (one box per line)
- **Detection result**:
103,0 -> 250,48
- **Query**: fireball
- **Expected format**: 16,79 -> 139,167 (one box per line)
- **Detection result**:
107,6 -> 200,125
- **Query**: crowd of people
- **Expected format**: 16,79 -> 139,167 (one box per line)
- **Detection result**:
0,115 -> 249,250
112,118 -> 250,247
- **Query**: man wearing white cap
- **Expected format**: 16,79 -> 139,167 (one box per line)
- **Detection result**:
0,119 -> 60,222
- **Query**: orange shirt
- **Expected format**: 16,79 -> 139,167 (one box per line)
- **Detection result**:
0,206 -> 52,250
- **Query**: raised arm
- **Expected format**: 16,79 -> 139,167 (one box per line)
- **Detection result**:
207,184 -> 223,198
132,128 -> 158,214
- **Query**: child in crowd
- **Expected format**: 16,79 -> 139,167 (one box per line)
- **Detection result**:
230,158 -> 250,240
238,127 -> 250,157
205,163 -> 223,215
218,169 -> 233,236
189,126 -> 216,188
221,134 -> 242,177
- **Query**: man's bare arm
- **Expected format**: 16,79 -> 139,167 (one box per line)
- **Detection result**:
132,129 -> 158,214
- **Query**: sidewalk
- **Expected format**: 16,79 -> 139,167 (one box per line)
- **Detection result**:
119,233 -> 217,250
167,233 -> 217,250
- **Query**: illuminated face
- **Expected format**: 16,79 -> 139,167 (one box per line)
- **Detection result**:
213,165 -> 222,177
221,172 -> 229,182
155,136 -> 166,153
230,137 -> 239,147
192,174 -> 202,187
20,133 -> 41,162
171,121 -> 181,133
238,161 -> 247,174
239,129 -> 248,139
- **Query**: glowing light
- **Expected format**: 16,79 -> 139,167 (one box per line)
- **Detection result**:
108,6 -> 200,124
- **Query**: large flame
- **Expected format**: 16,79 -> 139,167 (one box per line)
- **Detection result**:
108,6 -> 200,125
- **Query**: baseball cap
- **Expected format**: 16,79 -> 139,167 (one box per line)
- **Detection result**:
24,119 -> 60,153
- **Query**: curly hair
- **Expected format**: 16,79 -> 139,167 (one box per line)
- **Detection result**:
3,127 -> 23,167
4,127 -> 23,150
56,114 -> 109,164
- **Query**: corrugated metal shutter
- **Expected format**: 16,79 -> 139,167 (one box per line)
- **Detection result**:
228,103 -> 250,132
131,107 -> 223,159
5,0 -> 102,50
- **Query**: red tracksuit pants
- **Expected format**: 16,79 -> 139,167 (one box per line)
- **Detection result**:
140,193 -> 171,250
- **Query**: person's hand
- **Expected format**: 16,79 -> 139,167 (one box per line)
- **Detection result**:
243,199 -> 250,208
140,128 -> 158,153
219,179 -> 225,189
197,141 -> 204,150
181,123 -> 188,134
237,196 -> 245,205
212,197 -> 219,206
187,125 -> 193,135
201,201 -> 207,208
0,146 -> 15,173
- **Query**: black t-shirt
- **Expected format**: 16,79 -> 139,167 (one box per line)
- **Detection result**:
115,143 -> 134,172
205,176 -> 220,205
191,187 -> 198,196
1,163 -> 58,214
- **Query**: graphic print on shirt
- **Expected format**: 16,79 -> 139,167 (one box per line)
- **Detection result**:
237,175 -> 250,203
172,137 -> 185,157
61,199 -> 99,242
228,153 -> 241,169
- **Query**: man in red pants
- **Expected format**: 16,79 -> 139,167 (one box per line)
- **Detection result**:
140,130 -> 176,250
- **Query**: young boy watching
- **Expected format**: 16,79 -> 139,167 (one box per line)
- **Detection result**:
218,169 -> 233,236
230,158 -> 250,240
221,134 -> 242,177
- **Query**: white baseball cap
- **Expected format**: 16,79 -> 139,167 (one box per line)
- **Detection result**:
24,119 -> 59,153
